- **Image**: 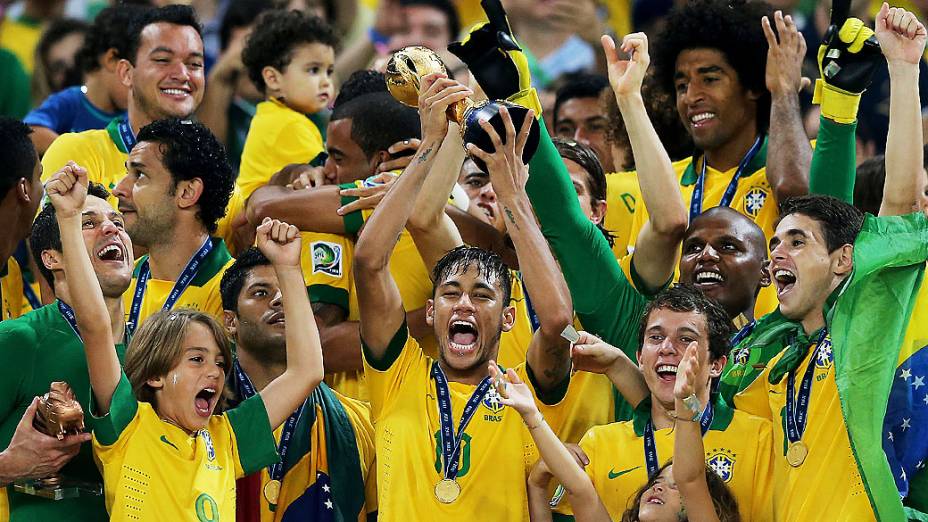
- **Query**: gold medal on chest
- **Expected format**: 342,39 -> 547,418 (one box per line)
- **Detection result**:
786,441 -> 808,467
264,479 -> 281,505
434,478 -> 461,504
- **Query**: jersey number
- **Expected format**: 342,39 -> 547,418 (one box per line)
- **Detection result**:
196,493 -> 220,521
433,431 -> 472,478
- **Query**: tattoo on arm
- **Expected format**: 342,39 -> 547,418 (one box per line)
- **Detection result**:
416,147 -> 434,164
503,206 -> 520,230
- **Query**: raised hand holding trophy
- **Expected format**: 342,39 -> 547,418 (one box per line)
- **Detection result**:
385,45 -> 540,171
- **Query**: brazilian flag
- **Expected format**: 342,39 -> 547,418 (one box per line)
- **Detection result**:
829,212 -> 928,521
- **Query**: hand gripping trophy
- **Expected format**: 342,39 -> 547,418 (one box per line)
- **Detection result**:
14,382 -> 102,499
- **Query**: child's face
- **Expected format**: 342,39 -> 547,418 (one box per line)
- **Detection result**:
152,322 -> 226,433
274,42 -> 334,114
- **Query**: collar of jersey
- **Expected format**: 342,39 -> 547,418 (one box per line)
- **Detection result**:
105,117 -> 132,154
679,136 -> 768,187
630,394 -> 735,437
131,238 -> 232,287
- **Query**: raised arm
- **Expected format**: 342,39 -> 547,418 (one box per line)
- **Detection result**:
468,108 -> 574,390
247,184 -> 346,234
603,33 -> 687,293
875,3 -> 927,216
762,11 -> 812,203
672,342 -> 720,522
47,163 -> 121,413
254,218 -> 325,428
571,331 -> 649,408
354,75 -> 472,353
491,364 -> 611,522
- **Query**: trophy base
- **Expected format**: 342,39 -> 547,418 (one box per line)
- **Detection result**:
461,100 -> 541,173
13,478 -> 103,500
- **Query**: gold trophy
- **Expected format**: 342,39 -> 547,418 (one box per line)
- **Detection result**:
13,382 -> 102,500
385,46 -> 539,172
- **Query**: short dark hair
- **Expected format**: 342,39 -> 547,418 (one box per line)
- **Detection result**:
78,5 -> 149,73
652,0 -> 774,131
638,284 -> 734,362
330,92 -> 421,157
220,247 -> 270,312
854,145 -> 928,216
332,69 -> 387,108
0,117 -> 37,200
553,138 -> 614,247
219,0 -> 273,51
136,119 -> 234,234
553,73 -> 609,124
779,195 -> 865,253
432,245 -> 512,304
402,0 -> 460,40
125,5 -> 202,65
242,10 -> 338,94
31,183 -> 112,286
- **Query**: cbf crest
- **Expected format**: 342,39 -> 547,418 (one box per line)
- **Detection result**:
706,449 -> 736,482
200,429 -> 216,461
311,241 -> 342,277
733,346 -> 751,367
743,187 -> 769,217
483,386 -> 505,414
816,337 -> 834,369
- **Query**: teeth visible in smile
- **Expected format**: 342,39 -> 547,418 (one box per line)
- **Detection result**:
656,365 -> 678,374
162,88 -> 188,95
695,271 -> 723,283
97,245 -> 122,259
453,320 -> 474,327
690,112 -> 715,124
449,341 -> 476,351
775,269 -> 792,278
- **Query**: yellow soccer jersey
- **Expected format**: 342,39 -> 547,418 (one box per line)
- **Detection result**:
363,322 -> 574,521
0,17 -> 41,73
577,398 -> 773,522
626,156 -> 780,318
92,374 -> 278,521
0,258 -> 25,322
604,170 -> 640,259
215,186 -> 247,252
122,239 -> 233,327
734,334 -> 874,521
41,125 -> 127,210
237,99 -> 325,201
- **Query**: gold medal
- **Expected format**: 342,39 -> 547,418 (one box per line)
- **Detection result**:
434,478 -> 461,504
786,441 -> 808,467
264,479 -> 281,505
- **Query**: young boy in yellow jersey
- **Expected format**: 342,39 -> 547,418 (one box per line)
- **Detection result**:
220,247 -> 377,521
0,118 -> 43,322
113,119 -> 235,330
355,75 -> 576,520
49,160 -> 326,521
237,9 -> 336,201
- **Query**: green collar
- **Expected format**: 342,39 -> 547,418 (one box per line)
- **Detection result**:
630,394 -> 735,437
132,238 -> 231,287
105,117 -> 132,153
679,136 -> 769,186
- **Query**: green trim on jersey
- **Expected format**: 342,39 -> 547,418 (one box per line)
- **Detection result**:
227,393 -> 279,476
307,283 -> 349,313
131,238 -> 232,287
678,136 -> 769,186
91,373 -> 139,446
362,320 -> 409,371
630,396 -> 735,437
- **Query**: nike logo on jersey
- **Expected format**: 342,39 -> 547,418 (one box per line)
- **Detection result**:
160,435 -> 179,450
608,466 -> 641,479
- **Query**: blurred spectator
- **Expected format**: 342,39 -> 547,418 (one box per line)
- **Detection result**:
31,18 -> 88,105
0,48 -> 31,118
553,73 -> 612,171
854,144 -> 928,215
24,6 -> 143,155
0,0 -> 66,74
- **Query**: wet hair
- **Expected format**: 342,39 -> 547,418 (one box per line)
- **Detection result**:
779,195 -> 865,253
652,0 -> 775,131
620,461 -> 741,522
30,183 -> 112,286
553,73 -> 610,125
854,145 -> 928,216
219,0 -> 273,51
402,0 -> 460,40
78,5 -> 149,73
242,9 -> 338,94
330,92 -> 421,157
553,138 -> 614,247
332,69 -> 387,108
638,284 -> 734,362
124,309 -> 232,406
135,119 -> 234,234
432,245 -> 512,304
220,247 -> 271,313
0,117 -> 37,199
125,5 -> 202,65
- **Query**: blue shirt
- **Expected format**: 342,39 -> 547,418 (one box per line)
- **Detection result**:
23,86 -> 124,134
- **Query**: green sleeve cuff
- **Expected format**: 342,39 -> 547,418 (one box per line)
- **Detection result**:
809,115 -> 857,203
361,321 -> 408,371
525,362 -> 569,406
340,182 -> 364,235
90,373 -> 139,446
307,284 -> 349,312
227,393 -> 280,476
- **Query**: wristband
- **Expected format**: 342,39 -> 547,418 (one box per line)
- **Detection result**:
813,80 -> 861,124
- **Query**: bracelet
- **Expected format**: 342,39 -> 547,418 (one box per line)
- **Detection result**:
524,412 -> 546,430
666,410 -> 698,423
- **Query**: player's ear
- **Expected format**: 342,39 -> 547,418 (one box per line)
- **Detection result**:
262,66 -> 282,94
425,299 -> 435,327
147,376 -> 165,390
116,58 -> 133,88
501,305 -> 515,332
223,310 -> 238,337
42,249 -> 63,273
175,177 -> 204,210
709,354 -> 727,378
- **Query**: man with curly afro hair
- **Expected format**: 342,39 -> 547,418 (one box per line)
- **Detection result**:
112,118 -> 236,329
624,0 -> 811,319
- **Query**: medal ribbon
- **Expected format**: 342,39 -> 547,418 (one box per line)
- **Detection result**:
643,399 -> 715,477
431,362 -> 492,480
233,360 -> 303,500
730,320 -> 756,346
688,135 -> 764,221
58,300 -> 81,338
127,237 -> 213,335
116,119 -> 137,151
785,329 -> 828,445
